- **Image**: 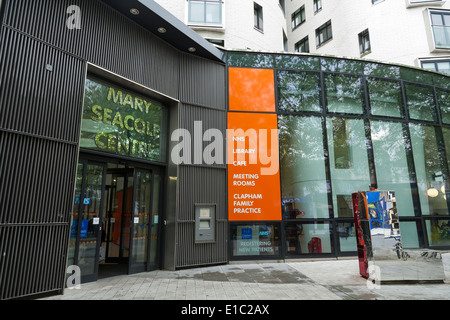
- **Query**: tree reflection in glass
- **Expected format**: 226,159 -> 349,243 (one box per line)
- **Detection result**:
367,78 -> 402,118
326,118 -> 371,218
438,89 -> 450,124
277,71 -> 321,113
371,121 -> 415,217
279,115 -> 329,219
405,83 -> 437,122
410,124 -> 448,216
325,74 -> 363,114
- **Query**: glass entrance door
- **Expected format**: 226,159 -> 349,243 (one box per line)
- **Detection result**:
68,160 -> 106,283
102,167 -> 133,263
128,169 -> 162,274
68,156 -> 164,283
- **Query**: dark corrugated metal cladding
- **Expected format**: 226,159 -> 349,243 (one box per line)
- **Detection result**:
179,53 -> 226,110
3,0 -> 181,99
0,28 -> 85,142
177,166 -> 228,268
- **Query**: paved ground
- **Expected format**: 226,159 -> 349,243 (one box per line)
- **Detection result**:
41,254 -> 450,301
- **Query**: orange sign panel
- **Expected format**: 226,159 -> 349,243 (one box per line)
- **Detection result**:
227,112 -> 281,221
228,67 -> 276,112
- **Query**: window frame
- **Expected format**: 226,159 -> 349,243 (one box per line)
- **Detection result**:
358,29 -> 371,55
430,10 -> 450,50
316,20 -> 333,47
292,5 -> 306,30
294,36 -> 310,53
421,58 -> 450,74
187,0 -> 223,26
254,2 -> 264,32
314,0 -> 322,14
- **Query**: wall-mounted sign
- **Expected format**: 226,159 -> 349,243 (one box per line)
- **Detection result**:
80,76 -> 166,162
227,112 -> 281,221
227,67 -> 281,222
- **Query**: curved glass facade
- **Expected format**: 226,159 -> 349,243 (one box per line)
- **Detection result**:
227,51 -> 450,259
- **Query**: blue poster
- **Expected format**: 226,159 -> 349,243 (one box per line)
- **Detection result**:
80,219 -> 89,238
242,228 -> 252,239
70,219 -> 78,237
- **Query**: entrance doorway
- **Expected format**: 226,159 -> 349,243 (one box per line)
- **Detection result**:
67,156 -> 164,283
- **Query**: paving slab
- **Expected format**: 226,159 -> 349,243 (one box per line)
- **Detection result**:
39,257 -> 450,301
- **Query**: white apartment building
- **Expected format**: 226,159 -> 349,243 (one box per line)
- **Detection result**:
286,0 -> 450,74
153,0 -> 287,51
156,0 -> 450,74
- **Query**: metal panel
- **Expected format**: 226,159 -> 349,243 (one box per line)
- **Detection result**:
179,53 -> 226,110
0,132 -> 79,224
178,103 -> 227,168
178,166 -> 227,221
0,27 -> 85,142
176,220 -> 227,267
2,0 -> 180,99
176,165 -> 227,268
0,225 -> 69,299
0,2 -> 85,299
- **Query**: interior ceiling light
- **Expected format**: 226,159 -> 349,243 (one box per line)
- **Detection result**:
130,8 -> 140,15
188,47 -> 196,52
157,27 -> 166,33
427,187 -> 439,198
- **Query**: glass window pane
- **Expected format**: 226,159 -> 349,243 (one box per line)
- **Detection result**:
433,26 -> 450,48
285,222 -> 332,255
337,222 -> 357,252
322,58 -> 363,74
150,173 -> 161,265
431,13 -> 444,26
277,71 -> 321,113
279,115 -> 329,219
325,74 -> 363,114
399,221 -> 421,249
443,127 -> 450,169
426,219 -> 450,246
188,1 -> 205,23
231,224 -> 281,256
422,62 -> 437,71
367,78 -> 402,118
77,164 -> 103,276
405,83 -> 437,122
444,14 -> 450,25
364,63 -> 400,78
68,163 -> 84,269
370,121 -> 415,217
275,55 -> 319,70
410,124 -> 448,216
327,118 -> 371,217
401,68 -> 434,85
131,170 -> 152,265
437,61 -> 450,74
206,2 -> 221,24
227,53 -> 273,68
439,89 -> 450,124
